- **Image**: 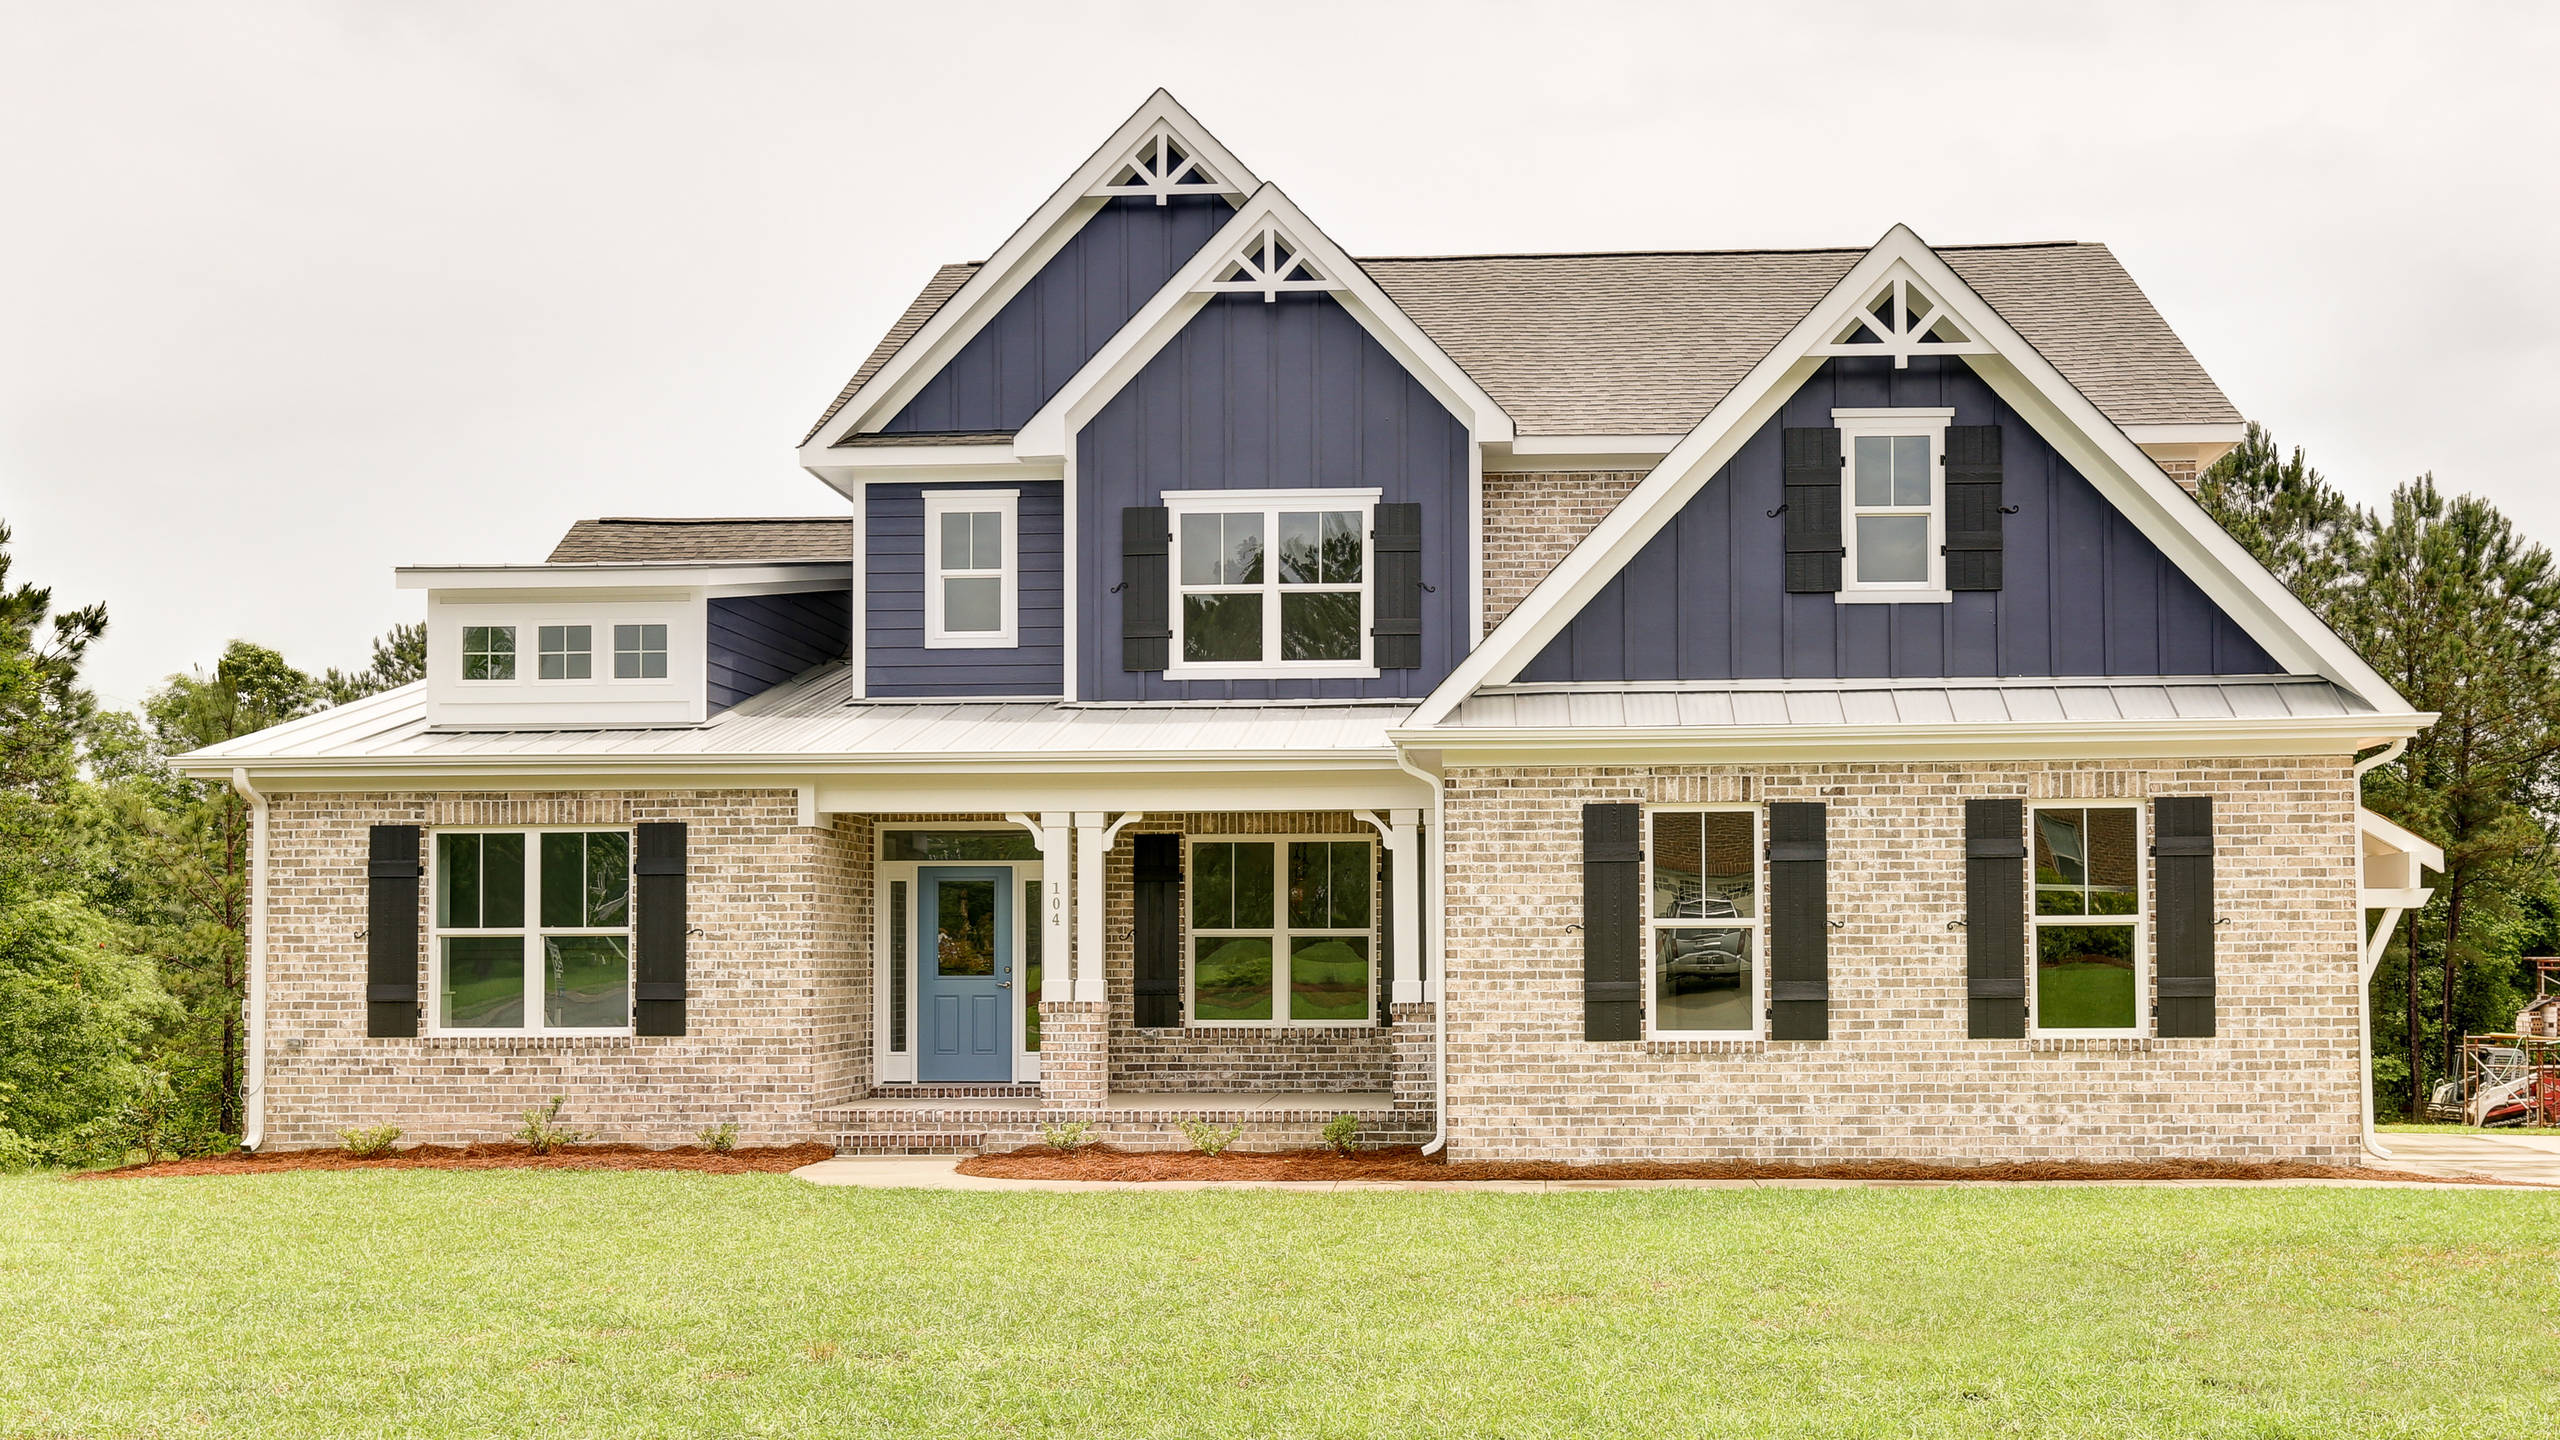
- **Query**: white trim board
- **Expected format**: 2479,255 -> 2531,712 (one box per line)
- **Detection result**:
798,90 -> 1258,456
1399,227 -> 2419,730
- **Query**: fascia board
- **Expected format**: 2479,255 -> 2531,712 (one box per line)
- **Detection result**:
798,90 -> 1260,456
2125,423 -> 2247,445
170,747 -> 1413,785
1013,185 -> 1514,460
1506,434 -> 1687,455
1392,710 -> 2433,765
398,563 -> 839,591
2359,806 -> 2445,871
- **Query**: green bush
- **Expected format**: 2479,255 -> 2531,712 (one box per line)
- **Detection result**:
1322,1113 -> 1359,1156
1041,1119 -> 1093,1152
1179,1119 -> 1241,1157
0,1126 -> 38,1172
696,1122 -> 738,1154
512,1097 -> 589,1155
338,1125 -> 402,1159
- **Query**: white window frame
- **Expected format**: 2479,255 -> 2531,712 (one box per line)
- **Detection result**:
1834,407 -> 1954,604
535,623 -> 593,682
458,624 -> 518,684
427,826 -> 635,1037
1641,805 -> 1765,1040
1184,833 -> 1379,1029
1163,487 -> 1379,680
611,622 -> 670,682
923,490 -> 1020,649
2026,801 -> 2149,1039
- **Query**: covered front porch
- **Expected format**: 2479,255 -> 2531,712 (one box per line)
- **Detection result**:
803,757 -> 1438,1153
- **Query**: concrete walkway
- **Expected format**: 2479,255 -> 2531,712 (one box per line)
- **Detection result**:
2370,1130 -> 2560,1185
790,1156 -> 2540,1193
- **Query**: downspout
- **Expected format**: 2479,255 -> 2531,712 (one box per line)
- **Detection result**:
1392,749 -> 1449,1155
228,768 -> 269,1153
2352,737 -> 2410,1163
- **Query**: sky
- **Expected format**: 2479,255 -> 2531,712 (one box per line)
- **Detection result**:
3,1 -> 2554,709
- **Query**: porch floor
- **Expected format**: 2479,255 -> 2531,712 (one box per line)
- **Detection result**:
818,1090 -> 1419,1155
828,1091 -> 1392,1115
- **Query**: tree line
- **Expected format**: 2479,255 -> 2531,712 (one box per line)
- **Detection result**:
3,430 -> 2556,1161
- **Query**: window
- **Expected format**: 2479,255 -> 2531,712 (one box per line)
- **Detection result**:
613,624 -> 668,680
537,625 -> 592,680
923,490 -> 1019,648
432,829 -> 632,1033
1644,808 -> 1761,1035
2030,804 -> 2145,1035
1835,408 -> 1953,602
1166,490 -> 1375,677
461,626 -> 515,681
1187,836 -> 1374,1025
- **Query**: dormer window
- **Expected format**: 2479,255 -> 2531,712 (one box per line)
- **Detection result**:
1834,408 -> 1953,603
613,624 -> 668,680
461,626 -> 516,680
538,625 -> 592,680
924,490 -> 1019,648
1165,489 -> 1376,678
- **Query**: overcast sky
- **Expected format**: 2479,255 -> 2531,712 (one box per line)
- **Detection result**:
4,1 -> 2553,707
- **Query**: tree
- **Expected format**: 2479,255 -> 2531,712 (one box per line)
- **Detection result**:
321,621 -> 424,705
2197,423 -> 2361,607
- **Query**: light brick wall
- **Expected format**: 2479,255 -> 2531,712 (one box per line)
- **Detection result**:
258,790 -> 866,1149
1438,757 -> 2366,1164
1481,470 -> 1646,631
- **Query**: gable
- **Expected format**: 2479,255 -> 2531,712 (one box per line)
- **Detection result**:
1519,356 -> 2278,683
882,196 -> 1233,436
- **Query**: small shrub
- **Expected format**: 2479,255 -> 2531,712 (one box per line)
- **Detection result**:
513,1096 -> 590,1155
1041,1119 -> 1094,1152
338,1125 -> 403,1159
1322,1113 -> 1360,1156
0,1126 -> 38,1173
697,1122 -> 739,1154
1179,1119 -> 1241,1157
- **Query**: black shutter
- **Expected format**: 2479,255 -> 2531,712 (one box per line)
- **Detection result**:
1122,506 -> 1170,672
2153,797 -> 2216,1038
1376,848 -> 1394,1026
1766,802 -> 1829,1041
1783,426 -> 1844,593
1371,502 -> 1423,670
1943,424 -> 2004,591
366,824 -> 420,1038
1964,799 -> 2027,1039
633,822 -> 688,1036
1583,803 -> 1642,1041
1132,834 -> 1182,1028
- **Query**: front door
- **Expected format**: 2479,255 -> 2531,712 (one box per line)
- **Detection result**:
917,866 -> 1012,1082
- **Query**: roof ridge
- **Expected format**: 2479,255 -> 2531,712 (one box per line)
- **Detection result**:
1356,240 -> 2089,263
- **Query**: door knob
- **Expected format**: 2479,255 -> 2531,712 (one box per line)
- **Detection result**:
997,980 -> 1012,988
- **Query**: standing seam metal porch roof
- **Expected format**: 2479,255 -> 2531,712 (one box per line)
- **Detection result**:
1439,676 -> 2373,730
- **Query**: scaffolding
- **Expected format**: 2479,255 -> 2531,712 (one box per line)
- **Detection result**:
2427,960 -> 2560,1125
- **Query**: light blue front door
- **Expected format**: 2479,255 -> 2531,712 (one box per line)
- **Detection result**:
917,866 -> 1012,1082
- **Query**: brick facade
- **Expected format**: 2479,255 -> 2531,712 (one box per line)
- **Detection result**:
1436,757 -> 2366,1164
258,790 -> 866,1148
1481,470 -> 1645,632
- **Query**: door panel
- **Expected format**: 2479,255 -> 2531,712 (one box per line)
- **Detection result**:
918,866 -> 1012,1081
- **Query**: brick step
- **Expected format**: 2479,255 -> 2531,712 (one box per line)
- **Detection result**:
833,1132 -> 986,1156
866,1083 -> 1042,1101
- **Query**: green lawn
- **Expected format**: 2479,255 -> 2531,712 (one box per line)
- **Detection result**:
4,1173 -> 2555,1438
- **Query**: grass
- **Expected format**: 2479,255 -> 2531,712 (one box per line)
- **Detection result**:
3,1173 -> 2555,1438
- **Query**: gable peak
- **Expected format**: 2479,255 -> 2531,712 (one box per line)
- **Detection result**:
1197,215 -> 1342,301
1094,120 -> 1247,205
1811,267 -> 1993,369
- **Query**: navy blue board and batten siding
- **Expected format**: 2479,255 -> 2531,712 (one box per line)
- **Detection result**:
1519,356 -> 2280,683
882,197 -> 1234,436
866,480 -> 1066,697
707,591 -> 850,713
1078,292 -> 1471,701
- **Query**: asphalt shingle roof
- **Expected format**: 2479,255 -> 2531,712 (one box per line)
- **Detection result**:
546,517 -> 853,564
810,241 -> 2240,443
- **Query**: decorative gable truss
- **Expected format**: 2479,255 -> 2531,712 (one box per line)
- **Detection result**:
1812,274 -> 1992,368
1197,220 -> 1340,301
1094,122 -> 1246,206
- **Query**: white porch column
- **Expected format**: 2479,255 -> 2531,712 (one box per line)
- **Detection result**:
1073,812 -> 1109,1003
1008,811 -> 1076,1003
1386,809 -> 1424,1005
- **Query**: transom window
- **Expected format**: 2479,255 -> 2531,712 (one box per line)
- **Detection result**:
461,626 -> 515,681
923,490 -> 1019,648
1835,408 -> 1952,601
1166,490 -> 1375,677
537,625 -> 592,680
1644,808 -> 1761,1035
2030,804 -> 2146,1035
613,624 -> 668,680
1187,837 -> 1375,1026
432,829 -> 632,1034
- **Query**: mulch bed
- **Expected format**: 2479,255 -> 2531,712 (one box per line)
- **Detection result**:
82,1142 -> 836,1180
956,1143 -> 2501,1185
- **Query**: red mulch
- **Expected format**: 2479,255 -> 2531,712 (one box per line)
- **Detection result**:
80,1142 -> 836,1180
955,1143 -> 2500,1185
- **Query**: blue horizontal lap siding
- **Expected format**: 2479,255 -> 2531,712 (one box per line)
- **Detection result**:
707,591 -> 850,712
1520,356 -> 2279,682
1078,292 -> 1471,701
883,196 -> 1233,435
867,480 -> 1065,697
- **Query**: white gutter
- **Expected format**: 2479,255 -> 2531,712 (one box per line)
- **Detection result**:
1392,749 -> 1451,1156
170,748 -> 1417,782
227,768 -> 270,1153
1397,713 -> 2433,764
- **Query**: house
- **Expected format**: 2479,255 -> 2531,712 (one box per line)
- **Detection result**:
177,91 -> 2443,1164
